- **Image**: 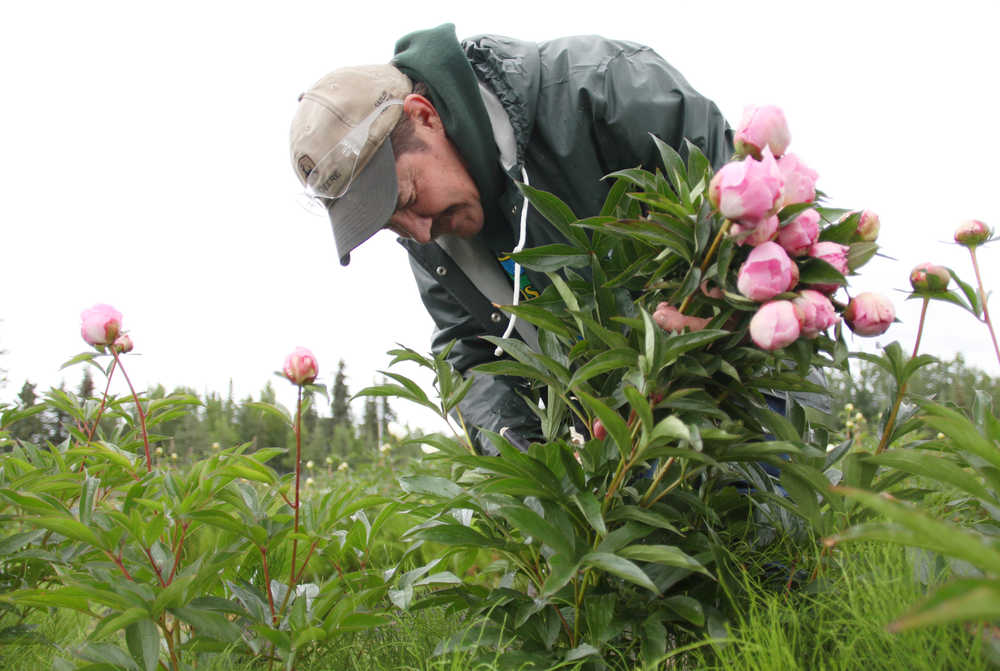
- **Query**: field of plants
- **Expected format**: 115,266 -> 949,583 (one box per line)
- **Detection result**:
2,107 -> 999,670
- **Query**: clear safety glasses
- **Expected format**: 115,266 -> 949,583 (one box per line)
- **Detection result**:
303,99 -> 403,202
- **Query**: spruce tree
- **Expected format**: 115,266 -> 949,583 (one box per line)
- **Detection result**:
331,359 -> 352,429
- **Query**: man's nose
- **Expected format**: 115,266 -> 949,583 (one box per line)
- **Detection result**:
390,212 -> 433,244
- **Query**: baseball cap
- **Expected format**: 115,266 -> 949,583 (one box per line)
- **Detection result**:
289,65 -> 412,265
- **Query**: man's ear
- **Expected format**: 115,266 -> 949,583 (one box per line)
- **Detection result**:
402,94 -> 441,130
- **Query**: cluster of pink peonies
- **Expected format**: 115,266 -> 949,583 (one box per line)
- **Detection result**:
703,105 -> 895,350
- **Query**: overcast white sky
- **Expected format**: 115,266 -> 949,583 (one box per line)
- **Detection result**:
2,1 -> 998,431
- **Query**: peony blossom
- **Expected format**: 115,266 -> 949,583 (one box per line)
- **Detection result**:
749,300 -> 802,350
777,209 -> 821,256
653,303 -> 711,333
909,262 -> 950,292
844,292 -> 895,336
856,210 -> 880,242
708,150 -> 784,223
283,347 -> 319,385
737,241 -> 799,302
592,419 -> 607,440
731,215 -> 779,246
777,153 -> 818,205
793,289 -> 840,338
954,219 -> 991,247
733,105 -> 791,159
809,241 -> 850,293
80,304 -> 123,347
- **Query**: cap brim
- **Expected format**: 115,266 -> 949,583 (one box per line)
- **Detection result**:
326,139 -> 398,266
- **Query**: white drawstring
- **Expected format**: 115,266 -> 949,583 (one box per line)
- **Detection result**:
494,165 -> 530,357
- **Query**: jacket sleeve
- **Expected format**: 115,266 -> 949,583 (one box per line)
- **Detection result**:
408,255 -> 543,454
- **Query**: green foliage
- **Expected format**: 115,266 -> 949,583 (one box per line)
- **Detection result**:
0,361 -> 407,671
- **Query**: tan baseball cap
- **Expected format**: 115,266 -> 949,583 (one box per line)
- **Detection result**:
289,65 -> 412,265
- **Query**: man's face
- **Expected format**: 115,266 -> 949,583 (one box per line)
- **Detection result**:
385,97 -> 484,244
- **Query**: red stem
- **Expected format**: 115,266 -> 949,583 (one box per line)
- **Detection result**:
288,386 -> 302,593
260,547 -> 277,625
78,358 -> 117,472
969,247 -> 1000,366
110,349 -> 152,472
166,522 -> 187,585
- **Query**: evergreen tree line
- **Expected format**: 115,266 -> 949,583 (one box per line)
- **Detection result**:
826,352 -> 1000,425
6,359 -> 419,472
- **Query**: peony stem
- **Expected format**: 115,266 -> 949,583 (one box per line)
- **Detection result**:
110,349 -> 152,472
78,357 -> 117,472
969,247 -> 1000,366
678,219 -> 732,314
282,385 -> 303,616
876,297 -> 928,455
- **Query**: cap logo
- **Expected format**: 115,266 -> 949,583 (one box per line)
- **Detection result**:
373,90 -> 390,107
297,155 -> 316,179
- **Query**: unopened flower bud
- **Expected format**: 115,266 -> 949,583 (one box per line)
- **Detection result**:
809,241 -> 850,294
306,477 -> 315,486
778,209 -> 820,256
936,432 -> 946,440
792,289 -> 839,338
337,461 -> 348,472
653,303 -> 711,333
909,262 -> 950,292
112,333 -> 133,354
733,105 -> 791,159
325,456 -> 333,465
844,292 -> 895,336
80,304 -> 123,347
283,347 -> 318,386
155,446 -> 164,456
856,210 -> 880,242
738,242 -> 798,302
854,412 -> 864,422
708,151 -> 784,223
211,442 -> 220,450
777,153 -> 818,206
749,300 -> 802,350
844,403 -> 854,412
954,220 -> 991,247
592,419 -> 608,440
306,460 -> 314,469
170,453 -> 178,461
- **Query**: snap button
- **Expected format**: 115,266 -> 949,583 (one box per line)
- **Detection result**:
491,312 -> 503,323
435,266 -> 447,277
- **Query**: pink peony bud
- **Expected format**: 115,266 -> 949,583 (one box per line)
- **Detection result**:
909,262 -> 950,292
809,241 -> 850,294
653,303 -> 711,333
792,289 -> 840,338
749,300 -> 802,350
112,334 -> 134,354
708,150 -> 784,223
856,210 -> 880,242
737,241 -> 798,302
731,215 -> 779,246
844,292 -> 895,336
776,153 -> 818,206
283,347 -> 318,386
733,105 -> 791,159
778,209 -> 821,256
954,219 -> 991,247
592,419 -> 607,440
80,304 -> 123,347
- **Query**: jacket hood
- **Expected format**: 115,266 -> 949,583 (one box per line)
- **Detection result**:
392,24 -> 505,211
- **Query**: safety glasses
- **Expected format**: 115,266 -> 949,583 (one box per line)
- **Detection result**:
303,98 -> 403,202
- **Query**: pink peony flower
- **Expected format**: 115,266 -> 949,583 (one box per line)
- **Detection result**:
731,215 -> 779,246
708,150 -> 784,223
777,153 -> 818,205
112,334 -> 134,354
734,105 -> 791,159
778,209 -> 821,256
792,289 -> 840,338
283,347 -> 319,386
653,303 -> 711,333
954,219 -> 991,247
749,300 -> 802,350
909,262 -> 950,292
844,292 -> 895,336
809,241 -> 850,293
592,419 -> 607,440
737,241 -> 799,302
80,304 -> 123,347
856,210 -> 880,242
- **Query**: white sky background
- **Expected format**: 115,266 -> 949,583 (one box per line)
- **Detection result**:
2,1 -> 998,433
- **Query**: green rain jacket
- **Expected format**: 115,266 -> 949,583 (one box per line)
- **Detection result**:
391,26 -> 733,453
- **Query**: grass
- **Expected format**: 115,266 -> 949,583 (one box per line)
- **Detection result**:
4,542 -> 990,671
